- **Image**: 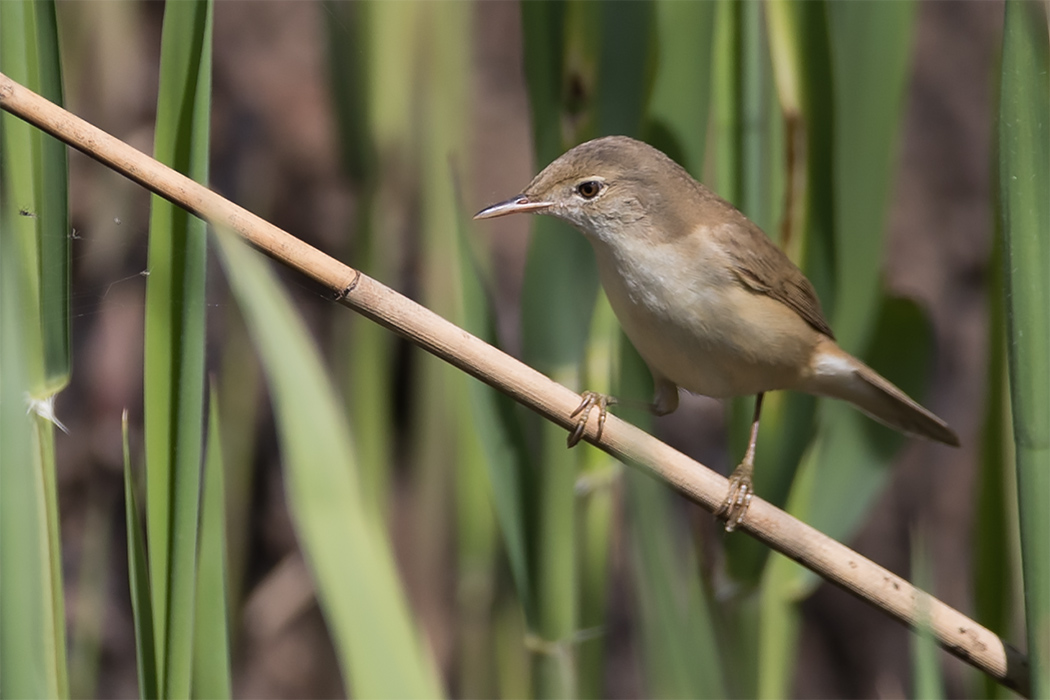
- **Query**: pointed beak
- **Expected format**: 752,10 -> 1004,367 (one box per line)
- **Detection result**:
473,194 -> 552,220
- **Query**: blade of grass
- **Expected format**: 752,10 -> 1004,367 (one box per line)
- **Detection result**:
998,2 -> 1050,696
973,234 -> 1021,699
143,1 -> 212,696
0,201 -> 53,699
0,0 -> 70,392
1,1 -> 45,386
192,384 -> 232,699
1,4 -> 70,695
31,0 -> 69,391
33,347 -> 68,700
214,228 -> 443,698
25,0 -> 70,390
123,410 -> 159,700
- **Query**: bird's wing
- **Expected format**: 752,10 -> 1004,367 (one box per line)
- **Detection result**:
724,219 -> 835,339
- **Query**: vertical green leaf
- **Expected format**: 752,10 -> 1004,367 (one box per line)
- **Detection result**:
192,385 -> 232,699
973,235 -> 1019,700
1,3 -> 70,696
998,2 -> 1050,696
0,199 -> 55,699
123,412 -> 158,700
30,0 -> 69,389
142,1 -> 213,695
0,0 -> 70,392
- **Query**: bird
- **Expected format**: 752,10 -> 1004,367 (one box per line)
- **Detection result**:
474,135 -> 959,531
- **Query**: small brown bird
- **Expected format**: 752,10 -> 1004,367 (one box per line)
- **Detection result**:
475,135 -> 958,531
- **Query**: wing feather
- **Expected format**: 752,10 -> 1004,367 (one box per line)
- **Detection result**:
722,217 -> 835,339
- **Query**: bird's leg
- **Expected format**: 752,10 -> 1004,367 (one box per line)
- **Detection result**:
568,391 -> 618,447
720,392 -> 763,532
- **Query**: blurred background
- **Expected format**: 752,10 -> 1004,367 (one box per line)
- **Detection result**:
17,0 -> 1024,697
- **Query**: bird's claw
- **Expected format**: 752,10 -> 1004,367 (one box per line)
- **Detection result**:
568,391 -> 616,447
719,469 -> 753,533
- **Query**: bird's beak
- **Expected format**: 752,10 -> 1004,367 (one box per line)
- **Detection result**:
473,194 -> 552,220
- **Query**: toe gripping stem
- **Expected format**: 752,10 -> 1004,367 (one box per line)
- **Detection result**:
568,391 -> 616,448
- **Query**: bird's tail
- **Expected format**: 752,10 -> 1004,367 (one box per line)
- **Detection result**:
805,340 -> 960,447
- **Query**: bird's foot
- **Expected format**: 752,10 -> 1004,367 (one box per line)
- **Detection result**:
568,391 -> 617,447
719,464 -> 754,533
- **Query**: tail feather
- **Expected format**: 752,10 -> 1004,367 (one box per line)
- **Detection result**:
806,341 -> 960,447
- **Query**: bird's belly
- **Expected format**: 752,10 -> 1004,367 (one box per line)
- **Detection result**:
597,255 -> 819,399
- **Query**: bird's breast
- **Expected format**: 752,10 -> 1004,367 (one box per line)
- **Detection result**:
589,232 -> 820,398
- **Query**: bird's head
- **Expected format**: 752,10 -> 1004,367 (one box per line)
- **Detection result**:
474,135 -> 701,245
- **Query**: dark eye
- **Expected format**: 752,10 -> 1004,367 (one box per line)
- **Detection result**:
576,180 -> 602,199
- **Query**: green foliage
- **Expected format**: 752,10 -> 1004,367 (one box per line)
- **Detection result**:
123,414 -> 158,700
192,387 -> 232,699
214,230 -> 443,698
0,192 -> 60,700
0,0 -> 69,392
998,1 -> 1050,696
1,0 -> 1039,696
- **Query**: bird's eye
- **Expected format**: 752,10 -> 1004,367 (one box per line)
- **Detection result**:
576,180 -> 602,199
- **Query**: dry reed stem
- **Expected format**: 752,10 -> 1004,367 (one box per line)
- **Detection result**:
0,73 -> 1029,697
